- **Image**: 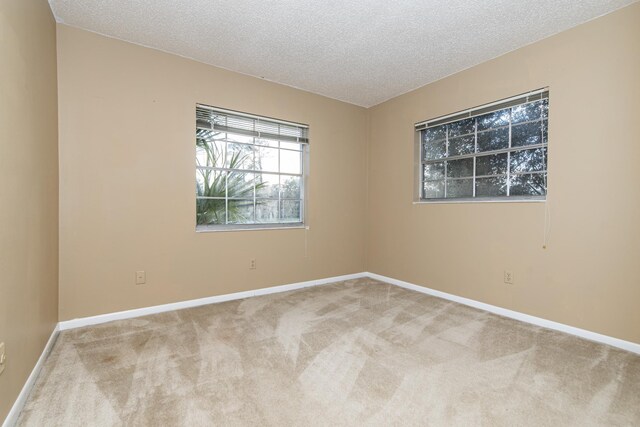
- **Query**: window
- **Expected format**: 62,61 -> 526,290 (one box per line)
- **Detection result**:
196,105 -> 308,230
415,89 -> 548,202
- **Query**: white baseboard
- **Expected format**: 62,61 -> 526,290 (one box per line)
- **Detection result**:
58,272 -> 367,331
57,270 -> 640,354
56,271 -> 640,354
4,271 -> 639,425
365,272 -> 640,355
2,325 -> 60,427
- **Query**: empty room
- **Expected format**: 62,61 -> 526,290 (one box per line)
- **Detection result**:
1,0 -> 639,425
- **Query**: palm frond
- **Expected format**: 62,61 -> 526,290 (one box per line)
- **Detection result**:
196,138 -> 267,225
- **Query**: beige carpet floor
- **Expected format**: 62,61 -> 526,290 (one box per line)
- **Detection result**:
17,278 -> 640,426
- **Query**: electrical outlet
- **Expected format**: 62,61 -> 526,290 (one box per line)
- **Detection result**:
0,342 -> 6,376
504,270 -> 514,284
135,271 -> 146,285
249,259 -> 256,270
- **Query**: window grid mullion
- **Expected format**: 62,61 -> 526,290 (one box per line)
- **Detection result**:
421,142 -> 547,164
196,165 -> 301,177
433,170 -> 546,181
224,143 -> 229,224
542,118 -> 547,193
198,197 -> 302,201
473,119 -> 477,198
213,138 -> 303,153
278,124 -> 282,221
420,117 -> 546,142
420,137 -> 426,199
252,136 -> 257,223
444,126 -> 449,198
299,148 -> 305,223
506,109 -> 512,197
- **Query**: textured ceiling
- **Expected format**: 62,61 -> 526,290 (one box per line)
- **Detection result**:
49,0 -> 636,107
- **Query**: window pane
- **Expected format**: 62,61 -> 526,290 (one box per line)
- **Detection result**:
196,140 -> 225,168
424,180 -> 444,199
477,128 -> 509,152
510,147 -> 546,173
196,198 -> 226,225
255,146 -> 279,172
196,126 -> 218,139
226,133 -> 254,144
226,143 -> 255,170
512,121 -> 544,147
476,153 -> 507,176
196,169 -> 226,198
256,200 -> 279,223
446,158 -> 473,178
280,142 -> 302,151
423,162 -> 444,181
448,134 -> 474,156
423,140 -> 446,160
476,176 -> 507,197
509,173 -> 546,196
511,100 -> 543,124
227,199 -> 255,224
280,149 -> 301,174
255,138 -> 279,148
446,179 -> 473,198
423,125 -> 446,142
448,118 -> 474,137
281,175 -> 301,199
255,173 -> 280,198
280,200 -> 301,222
541,99 -> 549,120
227,172 -> 255,199
477,108 -> 510,131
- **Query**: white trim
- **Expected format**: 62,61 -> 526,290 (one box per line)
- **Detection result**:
413,197 -> 546,205
2,325 -> 60,427
57,271 -> 640,354
58,272 -> 366,331
56,271 -> 640,354
365,272 -> 640,355
5,271 -> 639,425
196,225 -> 306,233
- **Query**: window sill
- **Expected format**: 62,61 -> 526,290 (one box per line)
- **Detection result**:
413,196 -> 545,204
196,223 -> 306,233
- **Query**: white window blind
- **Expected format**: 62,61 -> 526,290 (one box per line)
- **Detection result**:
196,105 -> 309,144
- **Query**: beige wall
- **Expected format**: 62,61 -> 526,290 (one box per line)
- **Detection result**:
0,0 -> 59,420
0,1 -> 635,421
57,3 -> 640,345
367,3 -> 640,343
56,25 -> 368,321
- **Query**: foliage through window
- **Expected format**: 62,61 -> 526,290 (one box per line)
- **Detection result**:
196,105 -> 308,230
416,89 -> 549,201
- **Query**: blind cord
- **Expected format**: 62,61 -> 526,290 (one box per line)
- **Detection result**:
543,199 -> 551,249
304,226 -> 309,258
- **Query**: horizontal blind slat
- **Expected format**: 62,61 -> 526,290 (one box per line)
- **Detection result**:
197,104 -> 309,144
415,88 -> 549,130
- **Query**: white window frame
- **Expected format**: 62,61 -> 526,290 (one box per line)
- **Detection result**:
414,88 -> 549,204
196,104 -> 309,231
